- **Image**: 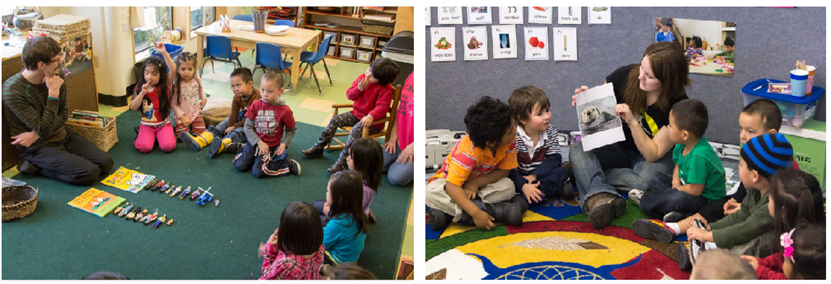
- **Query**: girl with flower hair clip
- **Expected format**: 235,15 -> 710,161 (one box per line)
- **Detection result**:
739,168 -> 825,279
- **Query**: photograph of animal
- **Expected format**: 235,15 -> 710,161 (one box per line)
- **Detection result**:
578,97 -> 621,136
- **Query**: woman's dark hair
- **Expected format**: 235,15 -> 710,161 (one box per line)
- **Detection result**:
171,52 -> 199,106
22,36 -> 61,71
328,171 -> 369,235
370,57 -> 401,86
81,271 -> 129,280
623,42 -> 691,115
464,96 -> 514,149
789,223 -> 826,279
330,263 -> 377,280
346,138 -> 383,193
770,168 -> 825,237
134,56 -> 171,120
277,201 -> 323,255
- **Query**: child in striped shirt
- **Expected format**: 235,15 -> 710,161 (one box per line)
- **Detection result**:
507,86 -> 569,205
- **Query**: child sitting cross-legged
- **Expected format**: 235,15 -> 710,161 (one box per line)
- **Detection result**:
205,67 -> 261,158
426,96 -> 526,231
669,134 -> 792,270
629,99 -> 726,219
233,70 -> 301,178
506,86 -> 569,205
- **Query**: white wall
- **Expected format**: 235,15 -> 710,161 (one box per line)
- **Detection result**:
673,18 -> 724,50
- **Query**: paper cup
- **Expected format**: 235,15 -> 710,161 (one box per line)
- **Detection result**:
805,65 -> 815,95
790,69 -> 809,97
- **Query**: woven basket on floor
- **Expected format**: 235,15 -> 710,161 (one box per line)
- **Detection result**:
2,185 -> 38,222
64,116 -> 118,152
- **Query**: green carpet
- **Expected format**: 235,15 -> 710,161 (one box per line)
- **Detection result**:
2,110 -> 412,279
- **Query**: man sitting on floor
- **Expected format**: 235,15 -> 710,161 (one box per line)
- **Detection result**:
2,36 -> 113,185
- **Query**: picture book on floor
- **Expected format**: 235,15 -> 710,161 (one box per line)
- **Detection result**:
67,187 -> 126,218
101,166 -> 156,194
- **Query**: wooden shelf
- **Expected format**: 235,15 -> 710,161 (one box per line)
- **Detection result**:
303,6 -> 398,65
307,25 -> 392,37
305,10 -> 361,20
363,7 -> 398,14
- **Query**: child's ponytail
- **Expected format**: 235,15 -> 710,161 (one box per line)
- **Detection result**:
328,171 -> 370,235
347,138 -> 383,193
770,168 -> 825,236
788,223 -> 826,279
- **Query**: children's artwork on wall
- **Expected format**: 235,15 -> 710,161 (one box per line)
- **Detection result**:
499,6 -> 523,24
575,83 -> 625,151
588,6 -> 611,25
665,18 -> 736,77
431,27 -> 456,62
463,26 -> 489,61
557,6 -> 582,25
491,25 -> 517,59
528,7 -> 553,24
438,6 -> 463,25
467,6 -> 492,24
524,26 -> 548,61
553,28 -> 577,61
426,7 -> 431,26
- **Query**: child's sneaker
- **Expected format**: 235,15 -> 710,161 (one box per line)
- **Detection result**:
632,219 -> 676,243
628,189 -> 644,207
427,208 -> 451,230
663,211 -> 691,223
180,131 -> 215,151
288,159 -> 301,175
676,241 -> 693,270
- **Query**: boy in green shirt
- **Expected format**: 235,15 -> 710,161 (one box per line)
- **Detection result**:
629,99 -> 726,217
714,37 -> 734,63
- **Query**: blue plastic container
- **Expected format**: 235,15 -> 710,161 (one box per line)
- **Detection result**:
148,43 -> 183,71
742,79 -> 825,128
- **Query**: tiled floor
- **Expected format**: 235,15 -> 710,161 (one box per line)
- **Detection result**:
3,51 -> 414,278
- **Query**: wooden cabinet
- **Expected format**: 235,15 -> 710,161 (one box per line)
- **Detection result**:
300,7 -> 399,64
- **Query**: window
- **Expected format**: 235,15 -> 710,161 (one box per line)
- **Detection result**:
133,6 -> 172,53
191,6 -> 216,31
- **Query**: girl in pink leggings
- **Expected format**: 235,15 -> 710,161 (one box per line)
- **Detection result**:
130,43 -> 176,153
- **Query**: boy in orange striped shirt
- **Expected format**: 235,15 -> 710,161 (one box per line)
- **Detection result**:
426,96 -> 527,230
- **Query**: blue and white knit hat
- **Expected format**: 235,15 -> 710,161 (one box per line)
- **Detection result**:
740,133 -> 793,178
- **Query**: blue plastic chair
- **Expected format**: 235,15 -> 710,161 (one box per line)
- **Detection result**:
254,43 -> 293,90
298,34 -> 335,95
201,35 -> 242,77
232,14 -> 252,22
272,19 -> 295,27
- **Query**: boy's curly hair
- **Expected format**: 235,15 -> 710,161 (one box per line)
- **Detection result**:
464,96 -> 513,148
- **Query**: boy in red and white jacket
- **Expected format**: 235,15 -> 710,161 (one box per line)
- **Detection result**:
303,58 -> 400,173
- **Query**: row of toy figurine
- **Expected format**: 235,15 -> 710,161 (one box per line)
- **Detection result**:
143,179 -> 220,207
112,202 -> 173,229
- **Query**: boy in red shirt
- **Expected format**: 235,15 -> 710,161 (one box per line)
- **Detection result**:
233,70 -> 301,178
302,58 -> 400,173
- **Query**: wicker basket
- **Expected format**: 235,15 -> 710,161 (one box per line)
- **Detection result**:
2,185 -> 38,222
64,116 -> 118,152
361,20 -> 394,36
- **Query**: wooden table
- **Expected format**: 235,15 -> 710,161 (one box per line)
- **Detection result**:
194,20 -> 321,93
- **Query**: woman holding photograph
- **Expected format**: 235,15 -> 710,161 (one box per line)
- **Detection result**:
569,42 -> 690,229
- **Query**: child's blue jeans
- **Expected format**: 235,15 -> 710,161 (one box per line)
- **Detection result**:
639,171 -> 708,217
233,143 -> 291,178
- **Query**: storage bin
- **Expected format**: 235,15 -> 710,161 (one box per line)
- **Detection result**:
341,34 -> 356,46
356,50 -> 373,62
340,47 -> 355,59
742,79 -> 825,128
149,43 -> 183,72
323,31 -> 338,43
327,45 -> 337,56
359,35 -> 375,48
64,116 -> 118,152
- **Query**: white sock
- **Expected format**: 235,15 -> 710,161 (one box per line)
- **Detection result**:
667,222 -> 682,236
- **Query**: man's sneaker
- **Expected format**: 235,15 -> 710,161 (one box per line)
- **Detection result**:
632,219 -> 676,243
586,193 -> 626,229
17,160 -> 39,174
288,159 -> 301,175
663,211 -> 692,223
427,208 -> 451,230
628,189 -> 645,207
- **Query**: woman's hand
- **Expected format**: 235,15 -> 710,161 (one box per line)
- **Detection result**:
571,86 -> 589,107
384,136 -> 399,154
615,103 -> 637,125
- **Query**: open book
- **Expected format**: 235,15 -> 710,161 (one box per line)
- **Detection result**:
67,188 -> 126,218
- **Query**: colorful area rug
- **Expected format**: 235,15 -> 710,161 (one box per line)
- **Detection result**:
425,189 -> 691,280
